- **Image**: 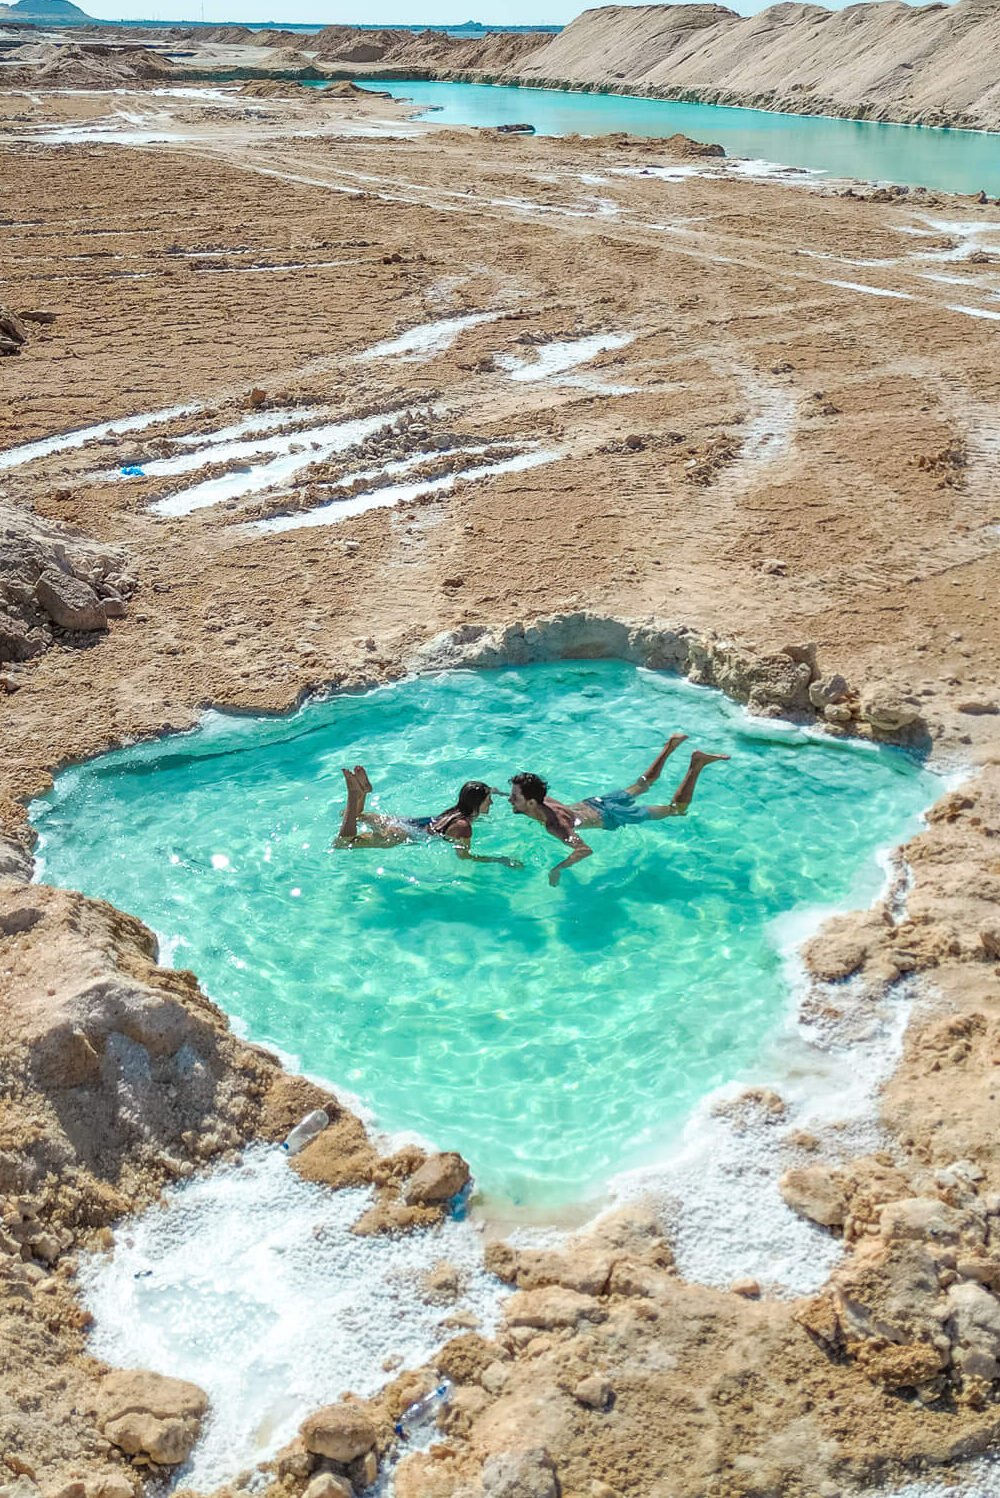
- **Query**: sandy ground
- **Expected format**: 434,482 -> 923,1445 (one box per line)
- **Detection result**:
3,80 -> 1000,1498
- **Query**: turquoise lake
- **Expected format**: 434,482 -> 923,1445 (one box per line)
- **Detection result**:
347,77 -> 1000,196
32,662 -> 937,1206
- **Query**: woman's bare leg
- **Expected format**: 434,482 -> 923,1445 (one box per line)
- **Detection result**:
624,733 -> 688,797
644,750 -> 730,820
335,767 -> 412,850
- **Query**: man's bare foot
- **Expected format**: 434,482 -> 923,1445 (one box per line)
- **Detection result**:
341,766 -> 358,791
353,765 -> 372,794
664,733 -> 688,753
691,750 -> 730,766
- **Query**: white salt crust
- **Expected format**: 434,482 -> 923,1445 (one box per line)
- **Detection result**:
80,1147 -> 504,1490
0,402 -> 200,471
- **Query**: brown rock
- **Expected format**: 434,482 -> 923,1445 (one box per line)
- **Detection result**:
857,1339 -> 947,1390
779,1166 -> 848,1228
484,1240 -> 518,1283
421,1259 -> 463,1304
981,929 -> 1000,961
803,911 -> 884,981
505,1286 -> 606,1330
859,686 -> 923,734
84,1478 -> 134,1498
97,1369 -> 208,1466
351,1191 -> 441,1236
879,1196 -> 974,1246
403,1150 -> 470,1206
0,838 -> 31,880
794,1294 -> 841,1345
0,304 -> 28,353
300,1401 -> 378,1462
512,1246 -> 614,1296
482,1449 -> 558,1498
573,1374 -> 612,1409
436,1332 -> 500,1385
809,672 -> 850,708
946,1280 -> 1000,1382
271,1436 -> 313,1478
34,569 -> 108,633
304,1477 -> 352,1498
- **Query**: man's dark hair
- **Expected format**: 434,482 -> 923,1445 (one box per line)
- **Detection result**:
457,781 -> 491,817
511,772 -> 548,804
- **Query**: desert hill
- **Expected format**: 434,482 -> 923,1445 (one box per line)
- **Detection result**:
500,0 -> 1000,130
0,0 -> 91,22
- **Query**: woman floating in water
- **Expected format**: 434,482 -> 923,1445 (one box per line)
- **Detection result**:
509,734 -> 729,885
334,767 -> 522,869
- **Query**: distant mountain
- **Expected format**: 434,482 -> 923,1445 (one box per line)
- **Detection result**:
0,0 -> 95,22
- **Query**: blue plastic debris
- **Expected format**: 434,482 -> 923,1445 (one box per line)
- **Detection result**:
120,465 -> 145,477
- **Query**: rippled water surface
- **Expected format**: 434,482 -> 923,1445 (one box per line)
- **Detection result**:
33,662 -> 936,1204
343,78 -> 1000,195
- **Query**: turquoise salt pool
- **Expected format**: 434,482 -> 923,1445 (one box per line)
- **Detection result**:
32,662 -> 937,1206
344,78 -> 1000,196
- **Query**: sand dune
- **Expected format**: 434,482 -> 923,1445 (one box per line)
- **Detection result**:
494,0 -> 1000,130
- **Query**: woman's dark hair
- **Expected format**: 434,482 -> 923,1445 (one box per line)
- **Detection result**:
456,780 -> 492,816
511,771 -> 548,804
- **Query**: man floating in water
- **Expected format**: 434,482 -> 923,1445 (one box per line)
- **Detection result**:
334,766 -> 522,868
509,735 -> 730,885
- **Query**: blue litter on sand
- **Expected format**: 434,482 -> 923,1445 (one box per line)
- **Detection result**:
120,465 -> 145,477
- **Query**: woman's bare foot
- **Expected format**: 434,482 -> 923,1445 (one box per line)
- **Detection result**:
690,750 -> 730,766
353,765 -> 373,794
664,732 -> 688,754
341,766 -> 358,791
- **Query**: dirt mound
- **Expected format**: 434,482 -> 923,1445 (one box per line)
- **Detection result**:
664,131 -> 726,158
32,41 -> 175,85
512,0 -> 1000,130
200,23 -> 256,43
256,27 -> 305,48
239,77 -> 311,97
551,130 -> 725,158
311,24 -> 545,72
316,79 -> 392,99
311,25 -> 406,59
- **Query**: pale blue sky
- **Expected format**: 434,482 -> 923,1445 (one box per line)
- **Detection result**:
78,0 -> 949,30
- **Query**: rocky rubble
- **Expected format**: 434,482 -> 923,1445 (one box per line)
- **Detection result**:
0,501 -> 137,665
0,305 -> 28,357
796,1164 -> 1000,1401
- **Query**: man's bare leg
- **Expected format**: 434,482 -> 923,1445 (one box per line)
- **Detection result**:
336,768 -> 364,843
623,734 -> 688,797
645,750 -> 730,820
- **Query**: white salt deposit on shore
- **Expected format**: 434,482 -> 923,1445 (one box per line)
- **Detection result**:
80,1147 -> 505,1489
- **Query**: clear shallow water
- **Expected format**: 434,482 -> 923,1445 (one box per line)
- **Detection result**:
344,78 -> 1000,196
32,662 -> 936,1206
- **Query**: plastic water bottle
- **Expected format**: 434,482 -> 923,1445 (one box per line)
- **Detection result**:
281,1109 -> 329,1156
394,1380 -> 452,1442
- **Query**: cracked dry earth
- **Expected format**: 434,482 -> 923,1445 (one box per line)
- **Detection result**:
3,84 -> 1000,1498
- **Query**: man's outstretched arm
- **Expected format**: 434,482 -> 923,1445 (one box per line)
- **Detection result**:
549,836 -> 593,886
